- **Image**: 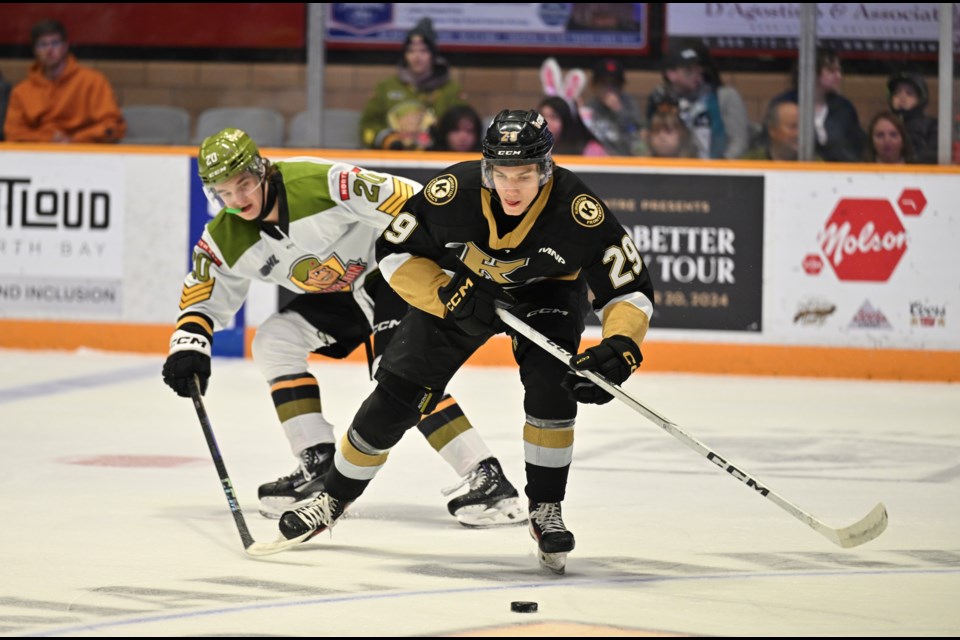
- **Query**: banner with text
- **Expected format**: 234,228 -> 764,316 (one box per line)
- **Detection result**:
326,3 -> 649,54
667,3 -> 958,57
0,154 -> 125,317
581,172 -> 764,331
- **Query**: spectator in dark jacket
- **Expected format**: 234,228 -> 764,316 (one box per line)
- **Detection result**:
887,71 -> 938,164
769,47 -> 865,163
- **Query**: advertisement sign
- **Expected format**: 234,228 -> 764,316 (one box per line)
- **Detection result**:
667,3 -> 958,57
0,154 -> 125,317
766,172 -> 959,349
327,3 -> 649,54
579,172 -> 764,332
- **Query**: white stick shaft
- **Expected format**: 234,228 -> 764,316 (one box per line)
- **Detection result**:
496,308 -> 887,549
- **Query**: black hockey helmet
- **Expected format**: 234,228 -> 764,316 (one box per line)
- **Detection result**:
481,109 -> 554,188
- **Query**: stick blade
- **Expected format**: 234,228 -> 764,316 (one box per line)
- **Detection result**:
244,532 -> 313,557
819,502 -> 888,549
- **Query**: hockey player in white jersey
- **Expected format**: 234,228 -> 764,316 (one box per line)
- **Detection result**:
162,128 -> 523,527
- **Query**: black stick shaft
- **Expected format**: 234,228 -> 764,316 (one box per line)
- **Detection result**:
189,376 -> 255,550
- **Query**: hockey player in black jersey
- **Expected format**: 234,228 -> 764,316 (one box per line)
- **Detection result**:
278,109 -> 655,573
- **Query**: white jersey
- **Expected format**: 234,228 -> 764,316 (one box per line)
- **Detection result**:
177,158 -> 419,331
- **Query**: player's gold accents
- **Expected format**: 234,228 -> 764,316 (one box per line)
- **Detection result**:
602,301 -> 650,347
179,280 -> 215,310
378,177 -> 415,216
458,243 -> 529,285
389,257 -> 452,318
481,178 -> 554,249
175,314 -> 213,335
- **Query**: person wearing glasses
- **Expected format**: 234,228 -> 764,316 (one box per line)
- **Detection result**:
3,19 -> 126,143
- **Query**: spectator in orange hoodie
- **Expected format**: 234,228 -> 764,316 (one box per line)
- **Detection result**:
4,19 -> 126,143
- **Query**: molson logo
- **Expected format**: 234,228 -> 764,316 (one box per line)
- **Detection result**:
818,198 -> 908,282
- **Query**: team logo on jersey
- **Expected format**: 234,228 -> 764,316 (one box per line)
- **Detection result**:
571,194 -> 604,227
458,243 -> 529,284
425,174 -> 457,205
289,254 -> 366,293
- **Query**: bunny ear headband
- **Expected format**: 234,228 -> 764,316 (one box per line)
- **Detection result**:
540,57 -> 586,103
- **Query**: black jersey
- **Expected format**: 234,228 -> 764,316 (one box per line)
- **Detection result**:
376,160 -> 654,344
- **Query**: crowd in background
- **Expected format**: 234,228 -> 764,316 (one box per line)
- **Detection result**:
0,18 -> 949,165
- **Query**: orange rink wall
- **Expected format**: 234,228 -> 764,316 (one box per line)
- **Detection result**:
1,319 -> 957,383
0,146 -> 957,382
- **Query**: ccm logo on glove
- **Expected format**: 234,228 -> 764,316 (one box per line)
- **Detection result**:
443,277 -> 474,313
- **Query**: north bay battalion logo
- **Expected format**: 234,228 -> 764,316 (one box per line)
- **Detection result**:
572,194 -> 604,227
425,174 -> 457,205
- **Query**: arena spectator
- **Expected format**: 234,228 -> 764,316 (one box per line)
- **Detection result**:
582,58 -> 644,156
768,47 -> 865,163
865,111 -> 915,164
4,19 -> 125,143
887,71 -> 938,164
646,42 -> 728,159
359,18 -> 466,151
538,96 -> 606,156
429,104 -> 483,153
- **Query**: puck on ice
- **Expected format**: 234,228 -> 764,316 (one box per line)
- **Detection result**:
510,601 -> 538,613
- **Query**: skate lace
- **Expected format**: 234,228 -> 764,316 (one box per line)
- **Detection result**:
532,503 -> 566,534
440,461 -> 491,497
296,494 -> 340,530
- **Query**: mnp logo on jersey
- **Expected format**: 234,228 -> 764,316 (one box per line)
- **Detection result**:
812,188 -> 925,283
189,157 -> 244,357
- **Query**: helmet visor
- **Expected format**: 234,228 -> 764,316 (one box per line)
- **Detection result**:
202,169 -> 264,213
481,157 -> 553,189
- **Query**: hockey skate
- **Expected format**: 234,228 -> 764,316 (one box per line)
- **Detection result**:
258,443 -> 334,519
279,491 -> 346,542
442,457 -> 526,527
528,501 -> 575,574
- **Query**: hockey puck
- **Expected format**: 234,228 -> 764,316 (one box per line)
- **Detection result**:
510,601 -> 538,613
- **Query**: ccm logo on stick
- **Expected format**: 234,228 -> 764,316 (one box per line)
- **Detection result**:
707,452 -> 770,496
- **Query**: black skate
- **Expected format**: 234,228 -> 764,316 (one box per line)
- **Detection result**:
258,443 -> 334,519
279,492 -> 346,542
528,501 -> 575,574
443,457 -> 526,527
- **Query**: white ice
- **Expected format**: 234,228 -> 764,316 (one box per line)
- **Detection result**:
0,348 -> 958,636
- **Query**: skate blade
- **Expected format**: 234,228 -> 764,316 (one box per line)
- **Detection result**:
455,498 -> 528,528
244,531 -> 314,557
537,550 -> 568,574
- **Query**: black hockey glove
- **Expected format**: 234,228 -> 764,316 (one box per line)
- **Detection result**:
162,330 -> 212,397
562,335 -> 642,405
437,268 -> 516,336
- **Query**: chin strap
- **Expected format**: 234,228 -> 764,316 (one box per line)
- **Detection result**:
255,176 -> 278,223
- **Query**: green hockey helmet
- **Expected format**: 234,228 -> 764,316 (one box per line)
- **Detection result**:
197,128 -> 265,187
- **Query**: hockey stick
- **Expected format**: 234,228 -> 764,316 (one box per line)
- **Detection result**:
496,309 -> 888,549
189,376 -> 311,557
